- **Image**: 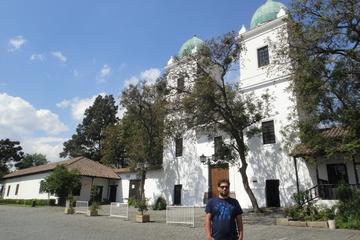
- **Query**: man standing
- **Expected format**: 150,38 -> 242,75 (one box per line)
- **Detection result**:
205,179 -> 243,240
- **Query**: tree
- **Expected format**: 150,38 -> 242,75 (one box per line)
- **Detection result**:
0,139 -> 23,178
15,153 -> 48,169
100,122 -> 127,168
278,0 -> 360,156
60,95 -> 118,161
120,80 -> 166,200
40,165 -> 81,206
167,32 -> 271,212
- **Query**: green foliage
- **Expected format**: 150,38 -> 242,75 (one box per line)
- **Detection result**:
100,123 -> 127,168
15,153 -> 48,169
281,0 -> 360,156
40,165 -> 81,206
89,201 -> 100,212
60,95 -> 118,161
153,196 -> 167,210
335,185 -> 360,229
132,198 -> 148,214
120,80 -> 165,200
127,197 -> 137,207
0,198 -> 54,206
285,191 -> 336,221
0,139 -> 24,178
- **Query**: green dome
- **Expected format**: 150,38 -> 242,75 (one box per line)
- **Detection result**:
250,0 -> 287,29
178,36 -> 207,59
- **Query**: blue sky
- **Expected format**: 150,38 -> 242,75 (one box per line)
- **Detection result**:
0,0 -> 289,161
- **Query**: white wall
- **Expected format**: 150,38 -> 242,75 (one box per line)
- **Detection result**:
2,172 -> 55,200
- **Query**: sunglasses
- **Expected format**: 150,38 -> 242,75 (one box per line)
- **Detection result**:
219,185 -> 229,189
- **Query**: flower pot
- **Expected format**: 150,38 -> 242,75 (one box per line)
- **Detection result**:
64,207 -> 75,214
328,219 -> 336,229
86,209 -> 98,216
136,214 -> 150,223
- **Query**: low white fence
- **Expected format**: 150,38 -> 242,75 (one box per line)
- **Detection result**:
109,202 -> 129,219
75,201 -> 88,214
166,206 -> 195,227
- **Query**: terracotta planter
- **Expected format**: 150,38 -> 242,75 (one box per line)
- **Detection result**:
136,214 -> 150,223
64,207 -> 74,214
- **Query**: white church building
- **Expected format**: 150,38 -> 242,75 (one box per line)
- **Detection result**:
2,0 -> 359,209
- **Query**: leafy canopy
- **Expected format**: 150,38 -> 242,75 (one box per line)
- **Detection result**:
40,165 -> 81,201
0,139 -> 24,178
60,95 -> 118,161
284,0 -> 360,156
15,153 -> 48,169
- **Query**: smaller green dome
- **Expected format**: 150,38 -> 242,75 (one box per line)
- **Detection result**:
178,36 -> 207,59
250,0 -> 287,29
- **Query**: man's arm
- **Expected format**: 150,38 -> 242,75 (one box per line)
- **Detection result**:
205,213 -> 212,240
236,214 -> 243,240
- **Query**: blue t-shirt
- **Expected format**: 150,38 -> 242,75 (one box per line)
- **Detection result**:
205,197 -> 243,240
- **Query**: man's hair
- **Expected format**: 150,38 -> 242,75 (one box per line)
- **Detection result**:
217,179 -> 230,187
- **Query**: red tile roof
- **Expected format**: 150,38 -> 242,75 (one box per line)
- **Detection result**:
2,156 -> 120,180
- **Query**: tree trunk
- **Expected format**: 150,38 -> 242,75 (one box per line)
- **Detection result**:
235,136 -> 261,212
140,169 -> 146,200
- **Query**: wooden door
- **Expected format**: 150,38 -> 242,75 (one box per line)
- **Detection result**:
129,180 -> 141,199
211,166 -> 229,197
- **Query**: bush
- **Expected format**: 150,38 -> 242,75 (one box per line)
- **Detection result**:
127,197 -> 137,207
335,185 -> 360,230
0,198 -> 54,206
153,196 -> 167,210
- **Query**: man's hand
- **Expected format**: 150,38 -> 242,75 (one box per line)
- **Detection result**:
236,214 -> 244,240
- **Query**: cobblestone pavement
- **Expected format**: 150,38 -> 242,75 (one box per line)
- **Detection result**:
1,205 -> 359,240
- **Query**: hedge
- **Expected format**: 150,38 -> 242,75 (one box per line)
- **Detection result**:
0,198 -> 56,206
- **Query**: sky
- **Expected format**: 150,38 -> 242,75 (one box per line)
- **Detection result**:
0,0 -> 290,162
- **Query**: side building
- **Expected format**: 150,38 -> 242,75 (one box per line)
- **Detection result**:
1,157 -> 120,203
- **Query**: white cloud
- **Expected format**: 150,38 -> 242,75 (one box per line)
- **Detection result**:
0,93 -> 69,162
22,137 -> 67,162
124,68 -> 161,87
56,99 -> 71,109
51,51 -> 67,62
0,93 -> 68,136
56,93 -> 106,122
8,36 -> 27,51
30,53 -> 45,62
97,64 -> 111,84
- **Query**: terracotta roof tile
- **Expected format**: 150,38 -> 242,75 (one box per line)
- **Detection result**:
2,156 -> 119,180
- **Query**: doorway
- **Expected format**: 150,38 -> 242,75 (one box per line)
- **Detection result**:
173,184 -> 182,205
129,180 -> 141,199
211,165 -> 229,197
327,164 -> 349,184
265,179 -> 280,207
109,185 -> 117,202
95,186 -> 103,202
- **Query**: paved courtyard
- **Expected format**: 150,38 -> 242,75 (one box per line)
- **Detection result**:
0,205 -> 359,240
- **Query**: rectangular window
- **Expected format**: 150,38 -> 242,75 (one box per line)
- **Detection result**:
7,185 -> 11,197
15,184 -> 19,195
73,184 -> 82,196
214,136 -> 223,159
257,46 -> 269,67
177,77 -> 185,93
175,138 -> 183,157
262,120 -> 276,144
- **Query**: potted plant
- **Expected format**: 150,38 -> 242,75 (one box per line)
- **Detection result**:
324,207 -> 336,229
87,201 -> 100,216
64,196 -> 75,214
135,198 -> 150,223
